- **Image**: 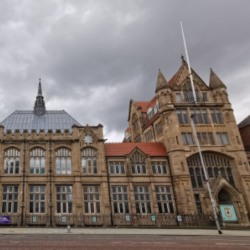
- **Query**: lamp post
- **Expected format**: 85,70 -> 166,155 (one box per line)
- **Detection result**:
190,114 -> 222,234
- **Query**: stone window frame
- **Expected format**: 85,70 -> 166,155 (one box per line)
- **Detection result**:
83,185 -> 100,214
29,185 -> 46,213
81,147 -> 98,175
108,161 -> 125,175
111,185 -> 129,214
55,147 -> 72,175
30,147 -> 46,175
56,185 -> 73,214
134,185 -> 151,214
2,185 -> 18,213
155,185 -> 175,213
4,147 -> 20,175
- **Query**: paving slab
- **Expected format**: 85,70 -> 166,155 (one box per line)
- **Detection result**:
0,227 -> 249,236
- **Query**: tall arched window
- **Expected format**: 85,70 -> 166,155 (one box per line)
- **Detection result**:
188,152 -> 235,188
55,148 -> 71,175
4,148 -> 20,174
81,147 -> 98,174
30,148 -> 46,174
183,81 -> 201,102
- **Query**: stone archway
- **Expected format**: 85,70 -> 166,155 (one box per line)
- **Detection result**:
217,188 -> 238,223
218,189 -> 232,204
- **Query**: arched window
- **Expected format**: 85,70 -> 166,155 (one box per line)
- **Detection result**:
30,148 -> 46,174
4,148 -> 20,174
131,151 -> 146,174
81,147 -> 98,174
183,81 -> 201,102
188,152 -> 234,188
55,148 -> 71,175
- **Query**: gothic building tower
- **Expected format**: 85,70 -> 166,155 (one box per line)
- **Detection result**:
126,58 -> 250,225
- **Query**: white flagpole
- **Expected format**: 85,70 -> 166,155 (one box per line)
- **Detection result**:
180,21 -> 223,234
180,21 -> 197,103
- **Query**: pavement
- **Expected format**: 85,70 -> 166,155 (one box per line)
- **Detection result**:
0,227 -> 249,236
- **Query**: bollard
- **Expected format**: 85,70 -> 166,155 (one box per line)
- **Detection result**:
67,225 -> 71,233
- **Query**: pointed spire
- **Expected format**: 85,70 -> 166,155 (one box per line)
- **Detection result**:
155,69 -> 169,93
38,78 -> 42,96
209,68 -> 227,89
34,78 -> 46,115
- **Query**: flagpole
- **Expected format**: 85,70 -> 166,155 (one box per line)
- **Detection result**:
180,22 -> 223,234
180,21 -> 197,103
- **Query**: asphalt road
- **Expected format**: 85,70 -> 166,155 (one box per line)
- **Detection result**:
0,234 -> 250,250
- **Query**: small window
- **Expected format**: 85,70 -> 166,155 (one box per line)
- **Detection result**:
151,162 -> 167,174
216,133 -> 229,145
109,162 -> 125,174
176,93 -> 182,103
182,133 -> 194,145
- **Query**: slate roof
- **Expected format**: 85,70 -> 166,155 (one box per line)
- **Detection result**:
238,115 -> 250,129
0,110 -> 81,133
105,142 -> 167,157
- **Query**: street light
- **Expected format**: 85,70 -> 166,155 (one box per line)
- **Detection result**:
190,114 -> 223,234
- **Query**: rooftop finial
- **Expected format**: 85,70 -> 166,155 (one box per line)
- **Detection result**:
34,78 -> 46,115
38,78 -> 42,96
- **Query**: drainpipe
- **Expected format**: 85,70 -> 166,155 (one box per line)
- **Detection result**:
105,158 -> 113,226
49,139 -> 53,226
168,155 -> 180,226
21,139 -> 27,226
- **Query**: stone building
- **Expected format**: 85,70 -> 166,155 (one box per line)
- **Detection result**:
124,58 -> 250,226
0,59 -> 250,227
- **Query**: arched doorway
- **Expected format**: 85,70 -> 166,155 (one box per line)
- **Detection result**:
218,189 -> 238,223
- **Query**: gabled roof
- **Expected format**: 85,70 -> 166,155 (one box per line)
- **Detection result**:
168,59 -> 208,89
134,101 -> 151,113
238,115 -> 250,129
0,110 -> 81,133
105,142 -> 167,157
134,97 -> 157,113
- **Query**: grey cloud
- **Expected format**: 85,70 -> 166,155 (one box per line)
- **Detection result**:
0,0 -> 250,141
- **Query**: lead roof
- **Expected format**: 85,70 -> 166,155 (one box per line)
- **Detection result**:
0,80 -> 82,132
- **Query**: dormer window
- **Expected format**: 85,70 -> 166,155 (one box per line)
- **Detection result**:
155,100 -> 159,110
147,107 -> 154,119
176,93 -> 182,103
153,106 -> 158,114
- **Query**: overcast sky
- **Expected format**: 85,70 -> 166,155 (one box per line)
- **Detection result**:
0,0 -> 250,141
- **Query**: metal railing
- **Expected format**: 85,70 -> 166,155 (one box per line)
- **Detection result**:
0,213 -> 221,228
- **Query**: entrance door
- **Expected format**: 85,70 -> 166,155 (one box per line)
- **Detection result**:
218,189 -> 237,222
